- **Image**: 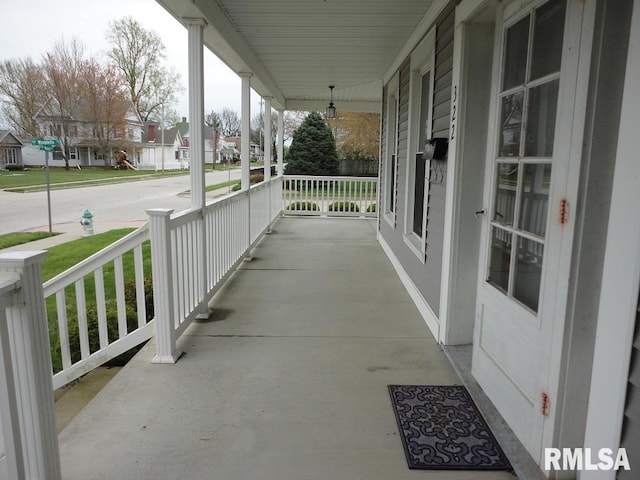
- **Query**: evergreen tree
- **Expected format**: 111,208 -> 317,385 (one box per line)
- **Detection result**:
284,111 -> 339,175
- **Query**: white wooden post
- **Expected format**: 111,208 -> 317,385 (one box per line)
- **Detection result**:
277,110 -> 284,177
185,17 -> 207,211
146,209 -> 181,364
0,252 -> 61,480
240,72 -> 253,258
240,72 -> 252,192
263,96 -> 272,183
0,272 -> 26,480
184,17 -> 210,318
264,96 -> 273,233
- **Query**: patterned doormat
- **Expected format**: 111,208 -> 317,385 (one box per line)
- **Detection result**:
388,385 -> 512,470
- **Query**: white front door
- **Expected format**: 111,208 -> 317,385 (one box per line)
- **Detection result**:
472,0 -> 577,460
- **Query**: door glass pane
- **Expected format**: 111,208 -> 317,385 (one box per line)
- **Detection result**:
413,154 -> 426,236
418,71 -> 431,150
493,163 -> 518,226
525,80 -> 559,157
499,91 -> 524,157
514,237 -> 544,312
530,0 -> 566,81
519,163 -> 551,237
502,16 -> 530,91
488,227 -> 512,292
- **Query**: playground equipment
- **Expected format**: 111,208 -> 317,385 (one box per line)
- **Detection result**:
115,150 -> 137,170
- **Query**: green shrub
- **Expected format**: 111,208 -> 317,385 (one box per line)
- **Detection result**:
286,201 -> 319,211
328,201 -> 360,212
5,164 -> 24,171
50,276 -> 154,372
250,173 -> 264,184
366,203 -> 377,213
124,276 -> 155,322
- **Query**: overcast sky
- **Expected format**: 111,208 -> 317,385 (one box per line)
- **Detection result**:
0,0 -> 262,121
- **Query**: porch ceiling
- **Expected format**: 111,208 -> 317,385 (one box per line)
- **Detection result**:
157,0 -> 442,112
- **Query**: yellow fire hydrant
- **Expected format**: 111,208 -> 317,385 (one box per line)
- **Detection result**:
80,209 -> 94,236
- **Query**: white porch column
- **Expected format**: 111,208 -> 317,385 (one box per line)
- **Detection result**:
146,208 -> 181,364
0,251 -> 61,480
240,73 -> 252,191
277,110 -> 284,176
264,97 -> 273,233
240,73 -> 253,258
185,17 -> 207,210
263,96 -> 272,182
184,18 -> 209,313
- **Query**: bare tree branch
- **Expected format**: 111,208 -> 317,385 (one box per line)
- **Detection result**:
0,57 -> 46,136
106,17 -> 182,122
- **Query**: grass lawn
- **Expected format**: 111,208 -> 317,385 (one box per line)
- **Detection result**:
205,179 -> 241,192
0,168 -> 188,192
0,231 -> 60,250
284,180 -> 378,199
42,228 -> 153,372
42,228 -> 139,281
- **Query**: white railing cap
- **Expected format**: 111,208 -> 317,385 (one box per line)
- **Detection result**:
0,251 -> 48,268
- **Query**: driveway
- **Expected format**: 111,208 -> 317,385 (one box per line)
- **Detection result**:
0,169 -> 242,235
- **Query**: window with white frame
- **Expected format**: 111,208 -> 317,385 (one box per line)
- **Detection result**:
384,73 -> 400,225
404,30 -> 435,260
1,148 -> 17,164
69,148 -> 78,160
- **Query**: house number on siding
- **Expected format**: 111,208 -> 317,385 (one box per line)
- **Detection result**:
450,85 -> 457,141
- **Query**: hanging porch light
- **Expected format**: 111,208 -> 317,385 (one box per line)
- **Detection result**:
326,85 -> 336,119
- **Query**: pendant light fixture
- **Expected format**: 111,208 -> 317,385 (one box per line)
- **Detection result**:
326,85 -> 336,119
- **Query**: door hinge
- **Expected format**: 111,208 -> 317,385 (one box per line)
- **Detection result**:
559,198 -> 569,225
541,392 -> 550,417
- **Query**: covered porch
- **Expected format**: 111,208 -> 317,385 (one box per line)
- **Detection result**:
55,217 -> 514,479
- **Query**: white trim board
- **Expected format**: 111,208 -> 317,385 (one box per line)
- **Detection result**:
581,1 -> 640,477
379,235 -> 440,340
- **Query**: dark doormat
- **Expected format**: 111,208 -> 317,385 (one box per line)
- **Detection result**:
388,385 -> 512,471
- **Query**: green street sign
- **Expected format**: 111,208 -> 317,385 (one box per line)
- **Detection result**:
31,139 -> 60,147
41,145 -> 54,152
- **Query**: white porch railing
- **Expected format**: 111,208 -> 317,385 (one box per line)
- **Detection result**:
44,225 -> 154,390
148,176 -> 283,362
282,175 -> 378,218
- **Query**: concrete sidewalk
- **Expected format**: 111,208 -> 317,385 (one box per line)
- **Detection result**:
0,220 -> 147,255
56,217 -> 516,480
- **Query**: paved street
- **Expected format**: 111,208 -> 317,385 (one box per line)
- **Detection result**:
0,168 -> 242,235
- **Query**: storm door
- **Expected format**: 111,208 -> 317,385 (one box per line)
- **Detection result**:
473,0 -> 568,458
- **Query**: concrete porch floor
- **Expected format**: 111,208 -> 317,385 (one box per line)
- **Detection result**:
58,217 -> 517,479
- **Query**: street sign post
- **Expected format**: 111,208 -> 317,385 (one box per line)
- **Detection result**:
31,139 -> 57,232
45,150 -> 52,233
